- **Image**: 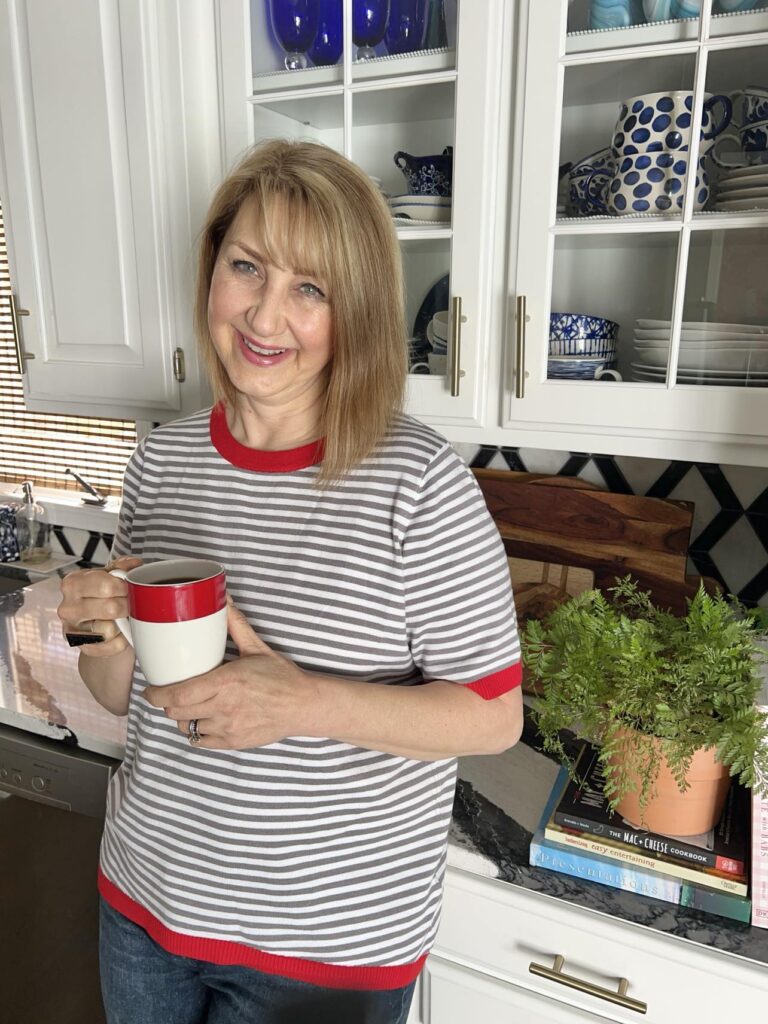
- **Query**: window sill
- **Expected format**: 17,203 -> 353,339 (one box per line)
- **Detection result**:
0,485 -> 120,532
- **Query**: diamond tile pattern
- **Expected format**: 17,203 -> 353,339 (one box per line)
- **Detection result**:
465,446 -> 768,608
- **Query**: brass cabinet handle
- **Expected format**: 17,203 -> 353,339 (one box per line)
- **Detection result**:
449,295 -> 467,398
529,955 -> 647,1015
10,293 -> 33,374
514,294 -> 527,399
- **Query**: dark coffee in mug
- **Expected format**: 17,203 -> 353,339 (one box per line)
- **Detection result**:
151,576 -> 200,585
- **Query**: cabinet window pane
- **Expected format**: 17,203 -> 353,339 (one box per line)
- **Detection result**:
0,202 -> 136,495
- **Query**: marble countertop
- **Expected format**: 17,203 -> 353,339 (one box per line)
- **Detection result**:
2,567 -> 767,971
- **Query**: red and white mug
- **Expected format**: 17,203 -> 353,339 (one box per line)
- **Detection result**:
109,558 -> 227,686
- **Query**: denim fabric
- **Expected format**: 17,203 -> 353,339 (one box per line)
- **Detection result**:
99,899 -> 417,1024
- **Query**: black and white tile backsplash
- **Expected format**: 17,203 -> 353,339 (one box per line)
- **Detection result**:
47,448 -> 768,607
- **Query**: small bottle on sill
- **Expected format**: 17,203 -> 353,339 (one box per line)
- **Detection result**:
15,481 -> 51,564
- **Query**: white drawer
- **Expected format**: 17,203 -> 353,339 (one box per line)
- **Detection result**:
434,867 -> 768,1024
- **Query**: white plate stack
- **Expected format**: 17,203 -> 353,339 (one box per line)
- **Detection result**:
711,165 -> 768,212
389,195 -> 452,224
631,318 -> 768,386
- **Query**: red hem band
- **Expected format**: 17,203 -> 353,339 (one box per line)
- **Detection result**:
465,661 -> 522,699
98,869 -> 426,991
210,403 -> 324,472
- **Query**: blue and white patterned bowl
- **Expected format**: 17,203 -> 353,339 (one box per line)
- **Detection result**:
550,312 -> 620,342
547,356 -> 617,381
607,151 -> 708,213
549,337 -> 617,357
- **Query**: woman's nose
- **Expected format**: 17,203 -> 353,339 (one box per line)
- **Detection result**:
246,282 -> 285,338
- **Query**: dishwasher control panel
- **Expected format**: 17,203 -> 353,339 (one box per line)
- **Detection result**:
0,723 -> 118,816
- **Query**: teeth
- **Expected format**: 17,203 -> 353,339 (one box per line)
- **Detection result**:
242,336 -> 286,356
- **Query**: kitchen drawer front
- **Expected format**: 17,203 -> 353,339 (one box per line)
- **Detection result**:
435,868 -> 768,1023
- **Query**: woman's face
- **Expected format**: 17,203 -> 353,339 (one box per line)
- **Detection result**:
207,198 -> 333,410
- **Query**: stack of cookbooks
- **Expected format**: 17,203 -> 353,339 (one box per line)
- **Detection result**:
530,743 -> 751,923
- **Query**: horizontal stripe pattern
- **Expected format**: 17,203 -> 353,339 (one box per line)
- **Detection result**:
101,407 -> 520,985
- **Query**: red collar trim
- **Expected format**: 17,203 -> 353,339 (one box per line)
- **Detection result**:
210,403 -> 324,472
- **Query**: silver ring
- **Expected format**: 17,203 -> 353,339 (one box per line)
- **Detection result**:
188,719 -> 201,745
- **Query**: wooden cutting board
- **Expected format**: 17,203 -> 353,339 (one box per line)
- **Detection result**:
473,469 -> 718,615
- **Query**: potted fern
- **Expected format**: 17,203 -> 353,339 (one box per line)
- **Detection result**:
523,576 -> 768,835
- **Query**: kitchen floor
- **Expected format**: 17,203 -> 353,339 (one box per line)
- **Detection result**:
0,795 -> 105,1023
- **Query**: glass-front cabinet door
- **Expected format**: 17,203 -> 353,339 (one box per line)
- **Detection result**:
507,0 -> 768,464
216,0 -> 506,428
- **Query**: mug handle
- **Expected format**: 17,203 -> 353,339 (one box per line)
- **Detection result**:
710,131 -> 743,169
583,167 -> 612,213
409,362 -> 431,373
702,94 -> 733,140
595,367 -> 622,381
393,152 -> 409,171
108,568 -> 134,647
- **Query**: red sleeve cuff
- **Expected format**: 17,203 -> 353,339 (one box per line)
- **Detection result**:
465,661 -> 522,699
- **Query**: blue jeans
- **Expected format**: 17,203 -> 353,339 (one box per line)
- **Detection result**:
99,899 -> 417,1024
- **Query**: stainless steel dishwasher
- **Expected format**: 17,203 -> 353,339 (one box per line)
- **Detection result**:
0,570 -> 124,1024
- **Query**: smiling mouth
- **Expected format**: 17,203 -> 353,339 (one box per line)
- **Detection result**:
240,335 -> 288,356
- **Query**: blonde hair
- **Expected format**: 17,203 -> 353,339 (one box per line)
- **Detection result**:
194,139 -> 408,483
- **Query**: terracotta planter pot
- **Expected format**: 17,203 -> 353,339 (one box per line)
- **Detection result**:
607,729 -> 731,836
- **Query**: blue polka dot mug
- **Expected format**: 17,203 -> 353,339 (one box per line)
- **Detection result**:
612,91 -> 732,156
607,151 -> 709,215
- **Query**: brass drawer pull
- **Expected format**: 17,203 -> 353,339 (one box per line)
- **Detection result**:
529,955 -> 647,1015
514,294 -> 527,399
10,293 -> 33,375
449,295 -> 467,397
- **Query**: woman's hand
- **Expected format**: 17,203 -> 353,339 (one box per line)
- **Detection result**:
144,603 -> 316,749
57,556 -> 144,659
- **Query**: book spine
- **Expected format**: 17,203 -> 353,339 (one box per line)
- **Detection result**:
751,770 -> 768,928
544,827 -> 748,895
553,811 -> 744,875
530,838 -> 751,924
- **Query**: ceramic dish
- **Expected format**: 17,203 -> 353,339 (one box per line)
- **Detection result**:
714,185 -> 768,199
547,356 -> 615,380
632,361 -> 768,377
633,328 -> 768,343
631,370 -> 768,387
714,196 -> 768,210
390,205 -> 451,223
635,318 -> 768,333
632,347 -> 768,371
715,174 -> 768,192
717,163 -> 768,179
413,274 -> 449,350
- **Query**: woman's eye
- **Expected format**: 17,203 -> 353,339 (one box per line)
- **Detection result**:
232,259 -> 258,275
299,282 -> 325,299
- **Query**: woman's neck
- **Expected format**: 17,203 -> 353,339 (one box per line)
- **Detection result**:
225,394 -> 324,451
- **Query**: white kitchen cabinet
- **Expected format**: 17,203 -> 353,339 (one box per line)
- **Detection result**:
216,0 -> 506,429
432,866 -> 768,1024
421,955 -> 610,1024
0,0 -> 217,421
503,0 -> 768,465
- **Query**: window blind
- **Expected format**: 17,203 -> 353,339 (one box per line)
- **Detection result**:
0,202 -> 136,496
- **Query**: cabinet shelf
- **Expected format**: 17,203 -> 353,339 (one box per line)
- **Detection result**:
250,47 -> 456,95
554,211 -> 768,233
566,9 -> 768,57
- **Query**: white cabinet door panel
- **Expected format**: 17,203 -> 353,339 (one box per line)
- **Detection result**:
425,955 -> 609,1024
436,868 -> 768,1024
0,0 -> 180,416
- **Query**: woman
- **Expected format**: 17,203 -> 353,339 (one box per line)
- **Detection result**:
57,139 -> 523,1024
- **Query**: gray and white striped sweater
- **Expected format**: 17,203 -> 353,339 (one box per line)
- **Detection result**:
99,405 -> 520,989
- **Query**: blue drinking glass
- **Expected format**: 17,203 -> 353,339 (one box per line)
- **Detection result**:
353,0 -> 390,61
308,0 -> 343,65
385,0 -> 427,55
268,0 -> 320,70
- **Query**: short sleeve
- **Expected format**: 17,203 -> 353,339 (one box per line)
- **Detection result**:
401,444 -> 521,699
109,439 -> 146,561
